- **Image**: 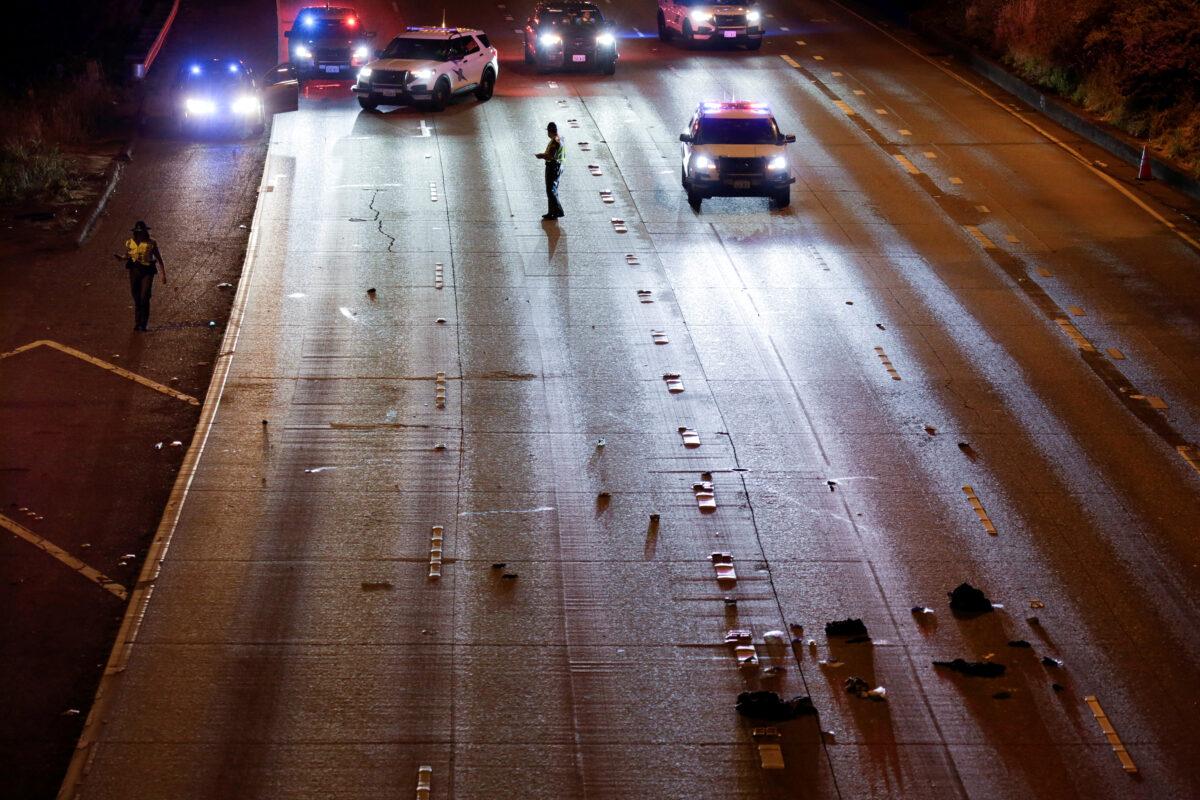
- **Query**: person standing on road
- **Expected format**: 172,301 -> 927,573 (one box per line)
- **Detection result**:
113,220 -> 167,331
535,121 -> 566,221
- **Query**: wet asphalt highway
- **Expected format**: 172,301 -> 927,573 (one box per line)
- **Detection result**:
66,0 -> 1200,797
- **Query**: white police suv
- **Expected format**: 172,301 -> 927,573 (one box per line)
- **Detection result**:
679,101 -> 796,210
657,0 -> 764,49
353,27 -> 498,111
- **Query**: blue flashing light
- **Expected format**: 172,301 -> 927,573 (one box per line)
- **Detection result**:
190,64 -> 202,75
303,14 -> 314,27
228,63 -> 239,72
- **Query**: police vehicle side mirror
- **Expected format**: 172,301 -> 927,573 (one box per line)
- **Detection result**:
679,133 -> 693,143
781,134 -> 796,144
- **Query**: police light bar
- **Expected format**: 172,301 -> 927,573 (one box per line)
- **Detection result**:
346,16 -> 357,26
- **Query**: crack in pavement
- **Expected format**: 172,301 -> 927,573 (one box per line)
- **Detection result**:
368,189 -> 396,253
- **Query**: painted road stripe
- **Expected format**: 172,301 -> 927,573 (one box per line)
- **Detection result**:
961,485 -> 998,535
779,54 -> 801,69
1085,695 -> 1138,773
1177,445 -> 1200,476
1055,319 -> 1096,352
893,154 -> 920,175
874,346 -> 902,380
965,225 -> 997,249
833,100 -> 856,116
0,340 -> 199,405
949,176 -> 963,185
0,513 -> 127,600
1106,347 -> 1125,360
813,55 -> 825,61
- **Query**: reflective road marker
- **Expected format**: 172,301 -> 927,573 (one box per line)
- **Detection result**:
874,346 -> 902,380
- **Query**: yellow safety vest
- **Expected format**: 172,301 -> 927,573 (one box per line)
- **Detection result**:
125,238 -> 156,266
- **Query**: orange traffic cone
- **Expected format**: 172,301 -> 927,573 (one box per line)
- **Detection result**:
1136,146 -> 1153,181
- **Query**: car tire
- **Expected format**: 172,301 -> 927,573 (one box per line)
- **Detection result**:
475,68 -> 495,101
746,38 -> 762,51
429,79 -> 450,111
772,189 -> 790,208
657,13 -> 670,41
687,189 -> 702,212
358,96 -> 379,111
683,21 -> 698,49
602,59 -> 616,76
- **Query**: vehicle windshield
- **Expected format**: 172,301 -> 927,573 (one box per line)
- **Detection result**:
543,9 -> 602,26
383,38 -> 451,61
695,117 -> 778,145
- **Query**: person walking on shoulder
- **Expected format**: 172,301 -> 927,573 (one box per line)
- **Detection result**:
113,220 -> 166,331
535,121 -> 566,221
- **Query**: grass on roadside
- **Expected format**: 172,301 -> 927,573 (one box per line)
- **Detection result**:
0,139 -> 80,205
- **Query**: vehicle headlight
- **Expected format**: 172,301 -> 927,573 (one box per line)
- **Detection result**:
353,45 -> 370,59
232,96 -> 260,115
357,66 -> 372,81
409,68 -> 434,82
184,97 -> 216,115
294,44 -> 312,59
768,155 -> 787,170
539,32 -> 562,46
692,154 -> 715,170
595,32 -> 615,47
747,10 -> 762,24
690,10 -> 713,23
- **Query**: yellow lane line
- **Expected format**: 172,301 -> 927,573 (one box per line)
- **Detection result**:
833,100 -> 856,116
0,513 -> 127,600
0,340 -> 199,405
961,485 -> 998,535
1177,445 -> 1200,476
779,54 -> 802,69
893,154 -> 921,175
965,225 -> 997,249
828,0 -> 1200,253
1085,695 -> 1138,774
1055,319 -> 1097,352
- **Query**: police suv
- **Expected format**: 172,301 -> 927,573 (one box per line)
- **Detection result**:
524,2 -> 618,75
353,27 -> 499,111
679,101 -> 796,210
657,0 -> 764,48
285,6 -> 375,79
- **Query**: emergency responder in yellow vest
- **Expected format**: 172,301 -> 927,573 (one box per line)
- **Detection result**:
535,121 -> 566,221
112,220 -> 167,331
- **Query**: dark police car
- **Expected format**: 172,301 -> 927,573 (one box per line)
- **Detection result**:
523,2 -> 618,75
171,59 -> 299,138
284,6 -> 375,79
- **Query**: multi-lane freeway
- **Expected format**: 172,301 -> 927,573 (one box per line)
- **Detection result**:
62,0 -> 1200,797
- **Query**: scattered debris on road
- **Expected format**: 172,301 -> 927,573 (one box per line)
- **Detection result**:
825,618 -> 869,638
933,658 -> 1007,677
845,676 -> 888,701
948,582 -> 994,614
735,691 -> 817,720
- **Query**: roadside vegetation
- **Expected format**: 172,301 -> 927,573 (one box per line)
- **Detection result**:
0,0 -> 138,205
910,0 -> 1200,175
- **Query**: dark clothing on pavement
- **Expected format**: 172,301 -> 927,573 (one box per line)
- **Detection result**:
545,162 -> 564,218
128,265 -> 156,330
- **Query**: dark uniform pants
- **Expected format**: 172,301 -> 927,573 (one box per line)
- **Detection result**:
128,265 -> 156,329
545,163 -> 564,217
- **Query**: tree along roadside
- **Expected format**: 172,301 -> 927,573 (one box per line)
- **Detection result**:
903,0 -> 1199,177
